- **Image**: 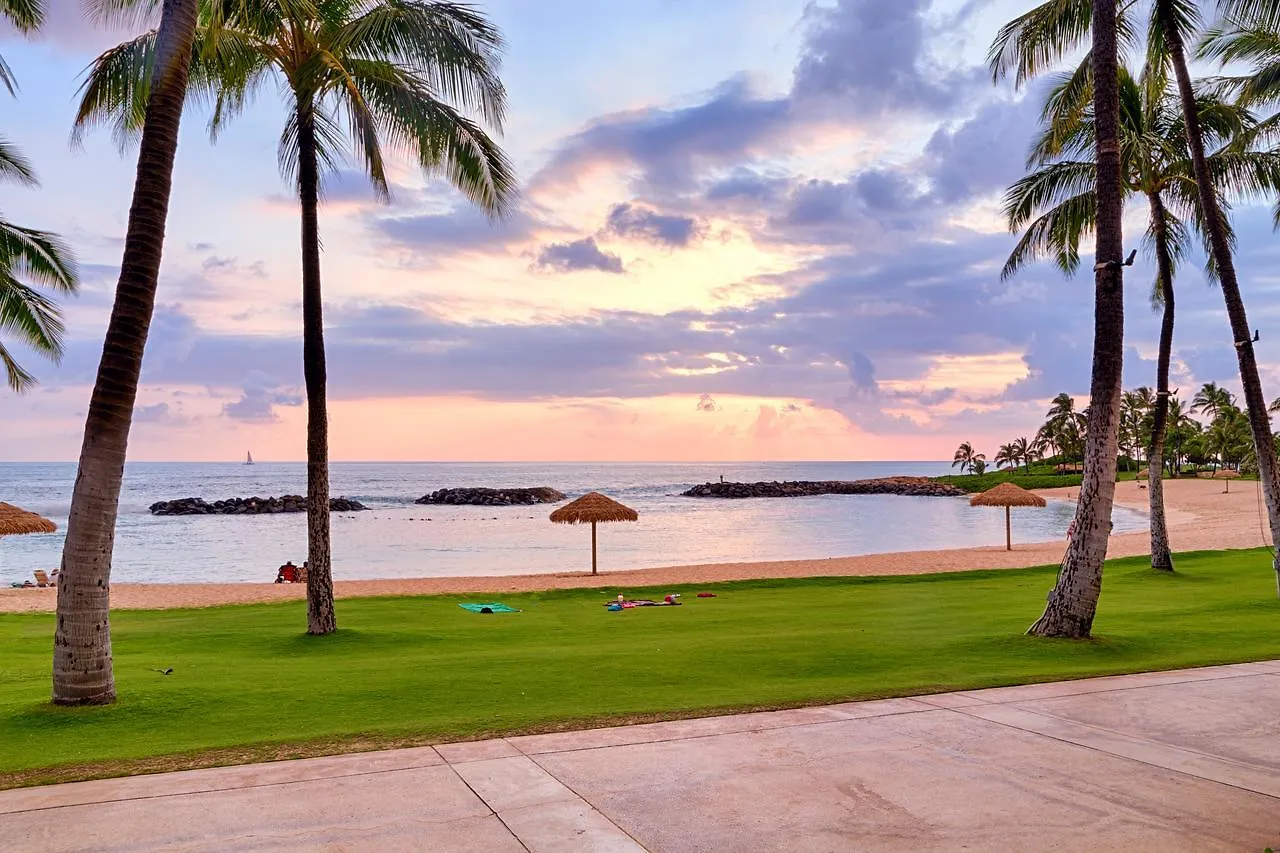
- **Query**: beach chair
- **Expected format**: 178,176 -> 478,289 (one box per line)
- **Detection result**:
295,564 -> 308,584
33,570 -> 51,588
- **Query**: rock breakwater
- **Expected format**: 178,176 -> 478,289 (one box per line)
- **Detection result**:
682,477 -> 966,499
415,487 -> 567,506
149,496 -> 368,515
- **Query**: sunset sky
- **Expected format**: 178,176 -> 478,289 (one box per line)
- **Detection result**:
3,0 -> 1280,462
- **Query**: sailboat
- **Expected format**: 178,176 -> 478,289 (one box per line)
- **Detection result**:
244,451 -> 255,466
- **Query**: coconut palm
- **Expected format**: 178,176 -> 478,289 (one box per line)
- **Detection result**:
77,0 -> 515,635
1004,55 -> 1280,571
47,0 -> 203,705
1208,405 -> 1251,469
0,0 -> 79,392
991,0 -> 1128,637
1011,436 -> 1036,472
994,443 -> 1017,470
1191,381 -> 1237,420
1165,395 -> 1199,474
952,441 -> 978,471
996,5 -> 1280,563
1151,0 -> 1280,593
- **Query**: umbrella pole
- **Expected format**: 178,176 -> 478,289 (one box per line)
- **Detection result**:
591,521 -> 598,575
1005,505 -> 1011,551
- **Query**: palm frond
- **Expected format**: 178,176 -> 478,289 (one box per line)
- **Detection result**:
1003,160 -> 1098,228
336,0 -> 507,128
0,137 -> 37,185
0,219 -> 79,291
349,61 -> 515,215
1001,189 -> 1097,280
72,30 -> 158,150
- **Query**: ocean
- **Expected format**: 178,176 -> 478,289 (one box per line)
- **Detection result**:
0,461 -> 1148,584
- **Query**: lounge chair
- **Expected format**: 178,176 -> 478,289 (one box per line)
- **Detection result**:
33,570 -> 51,588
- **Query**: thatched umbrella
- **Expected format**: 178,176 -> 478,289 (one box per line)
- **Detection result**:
549,492 -> 638,575
0,502 -> 56,537
0,502 -> 57,583
1213,468 -> 1241,493
1135,469 -> 1149,481
970,482 -> 1046,551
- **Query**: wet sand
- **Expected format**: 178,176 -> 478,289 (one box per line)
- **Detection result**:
1,477 -> 1269,613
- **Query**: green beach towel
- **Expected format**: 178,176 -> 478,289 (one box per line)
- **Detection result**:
459,602 -> 520,613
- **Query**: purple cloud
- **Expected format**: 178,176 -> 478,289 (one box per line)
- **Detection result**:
533,237 -> 624,274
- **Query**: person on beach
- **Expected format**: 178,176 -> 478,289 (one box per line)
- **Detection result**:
275,561 -> 298,584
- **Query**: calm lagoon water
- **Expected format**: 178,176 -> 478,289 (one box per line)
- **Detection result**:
0,461 -> 1147,584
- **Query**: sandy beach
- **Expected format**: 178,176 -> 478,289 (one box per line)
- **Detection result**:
1,477 -> 1271,614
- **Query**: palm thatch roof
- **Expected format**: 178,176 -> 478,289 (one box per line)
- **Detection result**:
1135,469 -> 1149,480
1213,468 -> 1242,479
549,492 -> 638,524
969,482 -> 1047,508
0,502 -> 57,536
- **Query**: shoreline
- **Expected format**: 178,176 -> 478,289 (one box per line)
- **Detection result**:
1,478 -> 1269,613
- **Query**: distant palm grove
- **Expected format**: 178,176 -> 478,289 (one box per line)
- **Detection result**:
953,382 -> 1263,477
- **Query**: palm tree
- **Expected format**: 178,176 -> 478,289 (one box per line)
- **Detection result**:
1157,0 -> 1280,592
1165,396 -> 1199,474
995,4 -> 1280,572
1004,55 -> 1280,571
78,0 -> 516,635
1191,381 -> 1237,420
1011,436 -> 1036,472
952,441 -> 978,471
1208,406 -> 1251,469
992,0 -> 1127,638
994,443 -> 1017,470
0,0 -> 78,392
53,0 -> 201,704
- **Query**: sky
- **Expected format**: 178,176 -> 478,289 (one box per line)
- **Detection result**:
3,0 -> 1280,462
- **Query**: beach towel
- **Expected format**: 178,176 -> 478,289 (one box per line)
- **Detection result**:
603,599 -> 681,609
458,602 -> 520,614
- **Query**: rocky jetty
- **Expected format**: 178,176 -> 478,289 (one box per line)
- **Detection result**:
681,476 -> 966,499
415,487 -> 566,506
149,496 -> 368,515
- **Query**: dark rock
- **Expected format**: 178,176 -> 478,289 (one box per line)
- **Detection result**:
681,477 -> 966,499
415,487 -> 567,506
149,496 -> 368,516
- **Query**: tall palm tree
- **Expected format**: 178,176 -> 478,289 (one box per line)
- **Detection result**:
1011,436 -> 1036,472
996,5 -> 1280,564
78,0 -> 516,635
1003,54 -> 1280,571
952,441 -> 978,471
0,0 -> 79,391
992,0 -> 1128,638
1191,381 -> 1237,420
1158,0 -> 1280,592
53,0 -> 201,705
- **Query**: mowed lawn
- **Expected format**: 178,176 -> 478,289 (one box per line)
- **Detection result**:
1,549 -> 1278,787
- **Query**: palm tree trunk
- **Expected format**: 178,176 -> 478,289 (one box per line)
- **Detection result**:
1147,193 -> 1175,572
1160,6 -> 1280,590
51,0 -> 199,705
296,101 -> 336,635
1029,0 -> 1125,639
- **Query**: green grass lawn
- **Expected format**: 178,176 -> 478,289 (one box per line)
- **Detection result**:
2,548 -> 1278,788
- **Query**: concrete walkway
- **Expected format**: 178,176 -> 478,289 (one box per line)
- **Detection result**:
4,661 -> 1279,852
